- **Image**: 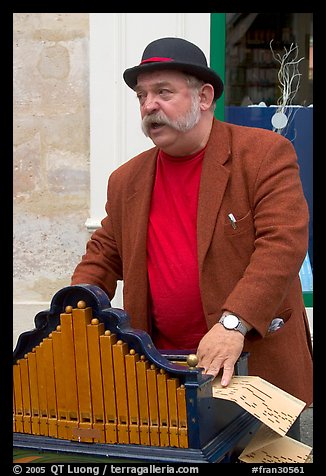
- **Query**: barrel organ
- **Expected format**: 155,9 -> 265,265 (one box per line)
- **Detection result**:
13,284 -> 259,463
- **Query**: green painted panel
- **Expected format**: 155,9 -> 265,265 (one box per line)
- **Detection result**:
210,13 -> 226,121
303,291 -> 313,308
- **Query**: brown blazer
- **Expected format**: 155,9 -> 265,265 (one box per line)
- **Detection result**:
72,118 -> 313,406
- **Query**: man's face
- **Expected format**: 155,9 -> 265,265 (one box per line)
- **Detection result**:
135,70 -> 202,155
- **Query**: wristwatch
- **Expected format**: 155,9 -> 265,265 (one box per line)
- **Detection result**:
218,314 -> 248,336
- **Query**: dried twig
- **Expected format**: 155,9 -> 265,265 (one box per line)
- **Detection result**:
269,40 -> 304,134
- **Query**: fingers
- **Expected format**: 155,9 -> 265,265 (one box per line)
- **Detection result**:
200,358 -> 224,378
197,346 -> 226,378
196,323 -> 245,386
220,364 -> 234,387
198,357 -> 234,385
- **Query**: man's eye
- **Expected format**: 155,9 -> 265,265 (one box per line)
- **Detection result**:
137,93 -> 145,103
159,89 -> 171,96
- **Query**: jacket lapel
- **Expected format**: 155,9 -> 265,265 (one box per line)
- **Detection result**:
124,148 -> 158,325
125,147 -> 158,253
197,119 -> 231,270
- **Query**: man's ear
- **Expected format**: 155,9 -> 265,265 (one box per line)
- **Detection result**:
199,84 -> 215,111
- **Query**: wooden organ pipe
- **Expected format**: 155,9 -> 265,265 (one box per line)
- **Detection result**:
13,301 -> 189,448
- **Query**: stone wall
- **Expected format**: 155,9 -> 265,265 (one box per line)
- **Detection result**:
13,13 -> 91,342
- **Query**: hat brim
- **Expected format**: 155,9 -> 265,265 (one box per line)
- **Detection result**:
123,61 -> 224,100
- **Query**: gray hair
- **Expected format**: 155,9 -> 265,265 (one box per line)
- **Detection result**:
184,74 -> 217,112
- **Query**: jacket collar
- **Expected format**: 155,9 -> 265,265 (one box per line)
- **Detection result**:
197,119 -> 231,268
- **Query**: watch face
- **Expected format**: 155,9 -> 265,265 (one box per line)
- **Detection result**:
224,314 -> 239,329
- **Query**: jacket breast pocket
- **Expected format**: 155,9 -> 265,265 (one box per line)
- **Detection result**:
223,209 -> 254,236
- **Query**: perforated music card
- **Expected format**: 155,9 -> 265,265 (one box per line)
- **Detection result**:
238,423 -> 312,463
212,376 -> 312,463
212,375 -> 305,436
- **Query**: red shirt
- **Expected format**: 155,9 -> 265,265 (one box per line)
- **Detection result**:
147,148 -> 208,350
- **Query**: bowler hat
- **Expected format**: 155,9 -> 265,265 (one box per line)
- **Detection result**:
123,37 -> 224,100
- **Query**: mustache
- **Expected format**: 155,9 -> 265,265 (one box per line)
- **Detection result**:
141,98 -> 201,137
141,111 -> 172,135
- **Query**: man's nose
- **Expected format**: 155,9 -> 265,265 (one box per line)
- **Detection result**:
143,95 -> 159,113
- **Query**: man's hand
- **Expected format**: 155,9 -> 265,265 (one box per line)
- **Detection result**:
196,323 -> 245,386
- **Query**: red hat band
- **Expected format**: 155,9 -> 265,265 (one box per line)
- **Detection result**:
140,57 -> 173,65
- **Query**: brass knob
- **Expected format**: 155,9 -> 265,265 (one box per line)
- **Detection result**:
187,354 -> 198,368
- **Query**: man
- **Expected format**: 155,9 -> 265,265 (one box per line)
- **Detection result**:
71,37 -> 313,412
